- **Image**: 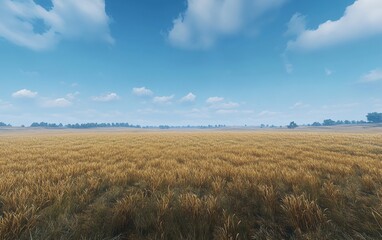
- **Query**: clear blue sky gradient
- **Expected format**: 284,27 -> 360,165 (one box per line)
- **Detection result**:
1,0 -> 381,126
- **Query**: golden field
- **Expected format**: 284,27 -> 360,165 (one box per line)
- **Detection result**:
0,130 -> 381,239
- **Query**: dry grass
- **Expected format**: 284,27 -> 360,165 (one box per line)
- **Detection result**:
0,131 -> 381,239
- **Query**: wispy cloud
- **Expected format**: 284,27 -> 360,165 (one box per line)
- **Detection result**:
288,0 -> 382,50
361,69 -> 382,82
206,97 -> 224,104
168,0 -> 287,49
180,92 -> 196,103
0,0 -> 113,50
215,109 -> 239,114
285,13 -> 306,36
66,92 -> 80,101
290,102 -> 310,110
282,53 -> 293,74
218,102 -> 240,109
43,98 -> 72,108
92,93 -> 120,102
12,89 -> 38,98
132,87 -> 154,97
206,96 -> 240,110
153,95 -> 174,104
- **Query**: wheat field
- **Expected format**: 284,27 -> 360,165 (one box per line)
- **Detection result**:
0,130 -> 381,239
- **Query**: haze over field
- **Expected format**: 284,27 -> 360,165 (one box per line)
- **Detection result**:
1,0 -> 382,126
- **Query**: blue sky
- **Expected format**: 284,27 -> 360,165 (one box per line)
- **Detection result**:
1,0 -> 382,126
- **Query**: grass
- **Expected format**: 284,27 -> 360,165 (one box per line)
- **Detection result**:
0,131 -> 381,239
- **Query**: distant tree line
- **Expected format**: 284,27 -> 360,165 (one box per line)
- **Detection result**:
154,124 -> 226,129
4,112 -> 382,129
28,122 -> 226,129
308,119 -> 368,127
30,122 -> 64,128
65,123 -> 141,129
30,122 -> 141,129
0,122 -> 11,127
285,112 -> 382,129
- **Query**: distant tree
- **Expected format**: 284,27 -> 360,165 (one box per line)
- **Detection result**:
30,122 -> 40,127
312,122 -> 321,127
287,121 -> 298,129
366,112 -> 382,123
344,120 -> 351,125
323,119 -> 336,126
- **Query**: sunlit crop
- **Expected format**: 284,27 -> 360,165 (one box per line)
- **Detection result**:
0,131 -> 381,239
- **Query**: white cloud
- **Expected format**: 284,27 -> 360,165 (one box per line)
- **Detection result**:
153,95 -> 174,104
290,102 -> 310,110
12,89 -> 38,98
132,87 -> 154,97
285,13 -> 306,36
0,0 -> 113,51
206,96 -> 224,104
43,98 -> 72,108
168,0 -> 286,49
180,92 -> 196,103
92,93 -> 120,102
206,97 -> 240,110
361,69 -> 382,82
288,0 -> 382,50
66,91 -> 80,100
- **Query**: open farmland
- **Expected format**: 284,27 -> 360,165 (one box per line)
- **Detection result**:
0,130 -> 382,239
